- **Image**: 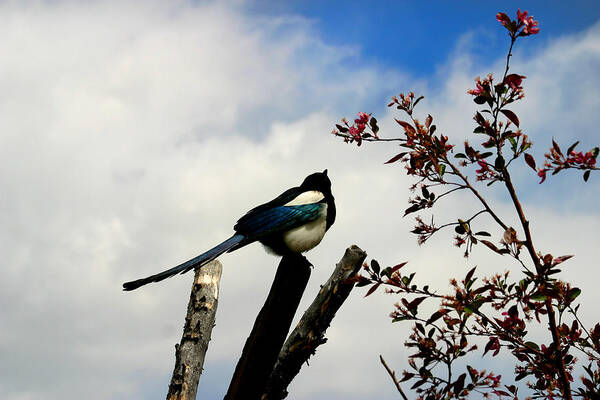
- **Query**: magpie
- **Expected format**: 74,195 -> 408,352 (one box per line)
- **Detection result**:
123,170 -> 335,291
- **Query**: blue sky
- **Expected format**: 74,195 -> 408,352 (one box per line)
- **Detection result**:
0,1 -> 599,399
248,0 -> 600,77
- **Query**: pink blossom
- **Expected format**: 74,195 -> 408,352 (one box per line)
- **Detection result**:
348,126 -> 360,138
357,112 -> 370,123
522,16 -> 540,35
467,81 -> 486,96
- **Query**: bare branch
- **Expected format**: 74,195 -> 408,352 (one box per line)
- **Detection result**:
167,260 -> 223,400
379,355 -> 409,400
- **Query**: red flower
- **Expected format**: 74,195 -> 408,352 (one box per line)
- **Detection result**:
503,74 -> 526,90
496,12 -> 511,27
357,112 -> 370,124
537,168 -> 547,183
517,9 -> 540,36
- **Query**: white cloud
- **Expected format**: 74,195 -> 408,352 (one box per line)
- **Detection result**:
0,1 -> 598,399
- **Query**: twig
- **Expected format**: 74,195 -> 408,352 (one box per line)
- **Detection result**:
379,355 -> 409,400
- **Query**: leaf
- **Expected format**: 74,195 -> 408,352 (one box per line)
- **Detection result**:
475,231 -> 491,236
524,153 -> 536,171
453,373 -> 466,393
474,95 -> 487,105
584,170 -> 591,182
385,152 -> 406,164
567,141 -> 580,155
425,114 -> 433,129
473,126 -> 486,134
530,292 -> 547,302
370,119 -> 379,135
465,266 -> 477,283
495,156 -> 505,170
552,139 -> 563,157
455,153 -> 466,159
429,125 -> 436,134
404,204 -> 421,216
395,119 -> 415,133
500,109 -> 520,127
439,164 -> 446,177
371,259 -> 381,275
335,124 -> 349,133
480,240 -> 503,254
552,255 -> 574,266
569,288 -> 582,301
391,262 -> 408,272
409,296 -> 427,310
427,309 -> 449,324
364,283 -> 381,297
413,95 -> 424,107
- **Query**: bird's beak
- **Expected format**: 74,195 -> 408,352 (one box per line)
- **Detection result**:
323,169 -> 328,176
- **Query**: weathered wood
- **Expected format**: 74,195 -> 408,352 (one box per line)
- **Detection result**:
166,260 -> 223,400
262,245 -> 367,400
225,253 -> 312,400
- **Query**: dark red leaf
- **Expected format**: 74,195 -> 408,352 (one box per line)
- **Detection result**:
395,119 -> 416,133
500,109 -> 520,127
552,139 -> 563,156
364,282 -> 381,297
552,255 -> 573,266
465,266 -> 477,283
335,124 -> 349,133
524,153 -> 536,171
480,240 -> 504,255
426,309 -> 449,324
567,141 -> 579,155
385,152 -> 406,164
391,262 -> 408,272
425,114 -> 433,129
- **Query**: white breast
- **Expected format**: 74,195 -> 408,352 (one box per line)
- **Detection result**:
282,204 -> 327,253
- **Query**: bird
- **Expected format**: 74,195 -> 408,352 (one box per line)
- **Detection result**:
123,170 -> 336,291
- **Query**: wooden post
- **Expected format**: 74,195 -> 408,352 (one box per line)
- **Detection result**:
224,254 -> 312,400
166,260 -> 223,400
263,245 -> 367,400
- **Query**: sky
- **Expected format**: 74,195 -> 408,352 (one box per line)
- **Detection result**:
1,1 -> 599,399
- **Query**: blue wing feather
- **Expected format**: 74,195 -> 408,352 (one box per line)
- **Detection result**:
234,203 -> 324,238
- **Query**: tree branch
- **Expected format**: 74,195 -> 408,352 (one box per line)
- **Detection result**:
225,253 -> 312,400
262,245 -> 367,400
380,355 -> 409,400
166,260 -> 223,400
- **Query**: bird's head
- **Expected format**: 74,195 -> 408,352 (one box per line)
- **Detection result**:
300,169 -> 332,194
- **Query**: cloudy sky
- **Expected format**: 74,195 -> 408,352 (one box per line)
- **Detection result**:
1,1 -> 599,399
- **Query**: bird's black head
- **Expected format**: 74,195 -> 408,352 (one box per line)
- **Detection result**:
300,169 -> 332,194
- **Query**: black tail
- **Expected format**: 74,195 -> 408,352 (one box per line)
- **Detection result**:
122,234 -> 245,291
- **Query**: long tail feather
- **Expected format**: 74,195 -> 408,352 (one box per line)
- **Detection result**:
122,234 -> 246,291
